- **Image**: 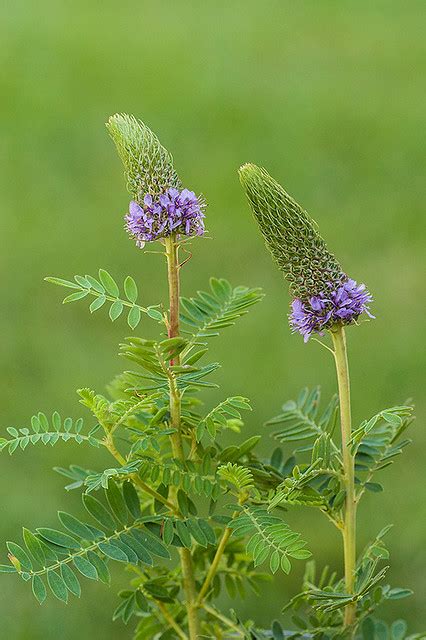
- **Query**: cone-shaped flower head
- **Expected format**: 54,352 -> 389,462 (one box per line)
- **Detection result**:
239,163 -> 373,341
107,114 -> 205,246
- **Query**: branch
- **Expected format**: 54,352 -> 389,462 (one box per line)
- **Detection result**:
196,526 -> 233,606
202,603 -> 244,637
157,602 -> 188,640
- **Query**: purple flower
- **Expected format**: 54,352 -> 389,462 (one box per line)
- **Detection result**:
125,188 -> 206,247
289,279 -> 374,342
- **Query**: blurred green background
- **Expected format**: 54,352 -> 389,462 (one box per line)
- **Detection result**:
1,1 -> 425,636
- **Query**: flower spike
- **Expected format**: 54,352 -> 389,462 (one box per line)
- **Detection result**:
107,114 -> 206,246
239,163 -> 373,340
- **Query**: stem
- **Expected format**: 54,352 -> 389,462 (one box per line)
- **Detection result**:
196,526 -> 232,606
104,436 -> 177,512
164,235 -> 200,640
331,325 -> 356,626
157,602 -> 189,640
202,603 -> 244,637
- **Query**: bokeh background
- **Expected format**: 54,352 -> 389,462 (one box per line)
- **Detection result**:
1,1 -> 425,637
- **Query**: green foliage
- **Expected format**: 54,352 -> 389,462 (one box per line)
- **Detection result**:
1,227 -> 274,639
225,615 -> 424,640
118,334 -> 223,395
257,387 -> 421,635
350,405 -> 414,495
84,462 -> 143,492
261,389 -> 346,519
77,387 -> 162,431
45,270 -> 163,329
229,507 -> 311,575
138,457 -> 221,501
2,109 -> 421,638
168,516 -> 217,548
54,465 -> 96,491
267,387 -> 339,445
180,277 -> 263,348
268,456 -> 339,511
196,396 -> 252,440
218,435 -> 262,464
0,412 -> 101,454
2,484 -> 169,603
279,529 -> 418,637
3,267 -> 421,638
360,617 -> 425,640
217,462 -> 254,494
263,391 -> 417,528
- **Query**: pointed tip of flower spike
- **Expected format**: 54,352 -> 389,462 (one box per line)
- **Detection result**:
238,162 -> 256,177
238,163 -> 269,193
106,112 -> 182,200
105,112 -> 124,129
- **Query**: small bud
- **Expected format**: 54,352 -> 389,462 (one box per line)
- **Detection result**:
8,553 -> 21,573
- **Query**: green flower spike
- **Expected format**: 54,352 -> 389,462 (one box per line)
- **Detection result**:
238,163 -> 345,301
106,113 -> 182,201
238,163 -> 373,342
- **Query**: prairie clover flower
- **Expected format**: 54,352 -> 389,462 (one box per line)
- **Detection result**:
239,163 -> 373,341
126,188 -> 205,247
290,280 -> 374,342
107,113 -> 206,246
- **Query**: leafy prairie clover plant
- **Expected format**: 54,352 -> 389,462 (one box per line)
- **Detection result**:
239,164 -> 424,639
0,115 -> 317,640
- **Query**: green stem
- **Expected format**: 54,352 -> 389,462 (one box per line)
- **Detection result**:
104,436 -> 177,512
157,602 -> 189,640
331,325 -> 356,626
196,526 -> 232,606
202,603 -> 244,637
164,235 -> 200,640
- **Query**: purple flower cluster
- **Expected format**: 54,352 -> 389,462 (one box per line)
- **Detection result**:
125,188 -> 206,247
290,278 -> 374,342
